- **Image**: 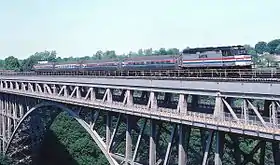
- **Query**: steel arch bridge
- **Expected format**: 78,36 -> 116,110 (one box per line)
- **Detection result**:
4,101 -> 118,165
1,76 -> 280,164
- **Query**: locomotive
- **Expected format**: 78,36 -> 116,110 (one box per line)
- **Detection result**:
33,45 -> 252,75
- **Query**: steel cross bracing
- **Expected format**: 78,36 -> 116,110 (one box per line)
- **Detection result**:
0,76 -> 280,164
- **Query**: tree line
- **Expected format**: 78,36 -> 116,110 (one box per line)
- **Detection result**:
1,39 -> 280,164
1,39 -> 280,71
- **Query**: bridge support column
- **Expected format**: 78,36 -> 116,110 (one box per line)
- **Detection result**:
18,98 -> 24,118
259,141 -> 266,165
2,99 -> 7,152
214,93 -> 224,120
148,92 -> 157,110
7,116 -> 11,138
125,115 -> 132,164
177,94 -> 188,114
149,120 -> 157,165
178,125 -> 190,165
0,95 -> 5,153
202,130 -> 214,165
106,112 -> 112,147
273,142 -> 280,165
12,101 -> 17,131
215,131 -> 225,165
269,101 -> 278,126
243,99 -> 249,124
123,90 -> 133,107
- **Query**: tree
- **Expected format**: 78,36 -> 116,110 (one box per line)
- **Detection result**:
20,50 -> 57,71
128,51 -> 138,57
166,48 -> 180,55
153,50 -> 160,55
94,50 -> 103,60
80,56 -> 91,61
48,50 -> 57,62
244,44 -> 257,56
0,155 -> 12,165
103,50 -> 116,59
255,41 -> 269,54
263,54 -> 276,67
267,39 -> 280,54
137,49 -> 144,56
275,44 -> 280,54
143,48 -> 153,56
4,56 -> 20,71
159,48 -> 167,55
0,60 -> 4,69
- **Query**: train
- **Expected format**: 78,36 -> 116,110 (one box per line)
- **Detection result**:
33,45 -> 253,75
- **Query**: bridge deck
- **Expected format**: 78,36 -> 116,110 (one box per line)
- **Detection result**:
1,75 -> 280,100
0,75 -> 280,140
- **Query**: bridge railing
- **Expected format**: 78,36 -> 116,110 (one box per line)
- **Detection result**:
0,68 -> 280,79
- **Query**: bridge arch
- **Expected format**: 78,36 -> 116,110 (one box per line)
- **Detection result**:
4,101 -> 118,165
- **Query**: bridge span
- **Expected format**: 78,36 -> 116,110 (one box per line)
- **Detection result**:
0,75 -> 280,165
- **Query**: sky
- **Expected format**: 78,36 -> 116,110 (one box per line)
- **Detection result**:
0,0 -> 279,59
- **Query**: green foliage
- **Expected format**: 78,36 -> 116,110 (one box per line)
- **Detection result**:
159,48 -> 167,55
21,50 -> 57,71
244,44 -> 257,55
275,44 -> 280,54
0,154 -> 12,165
4,56 -> 20,71
166,48 -> 179,55
0,60 -> 5,69
255,41 -> 269,54
38,112 -> 109,165
143,48 -> 153,56
267,39 -> 280,54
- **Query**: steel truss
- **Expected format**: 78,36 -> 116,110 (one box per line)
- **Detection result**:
0,79 -> 279,164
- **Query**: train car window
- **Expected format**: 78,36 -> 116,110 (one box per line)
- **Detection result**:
222,50 -> 232,56
199,54 -> 207,58
238,50 -> 247,54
